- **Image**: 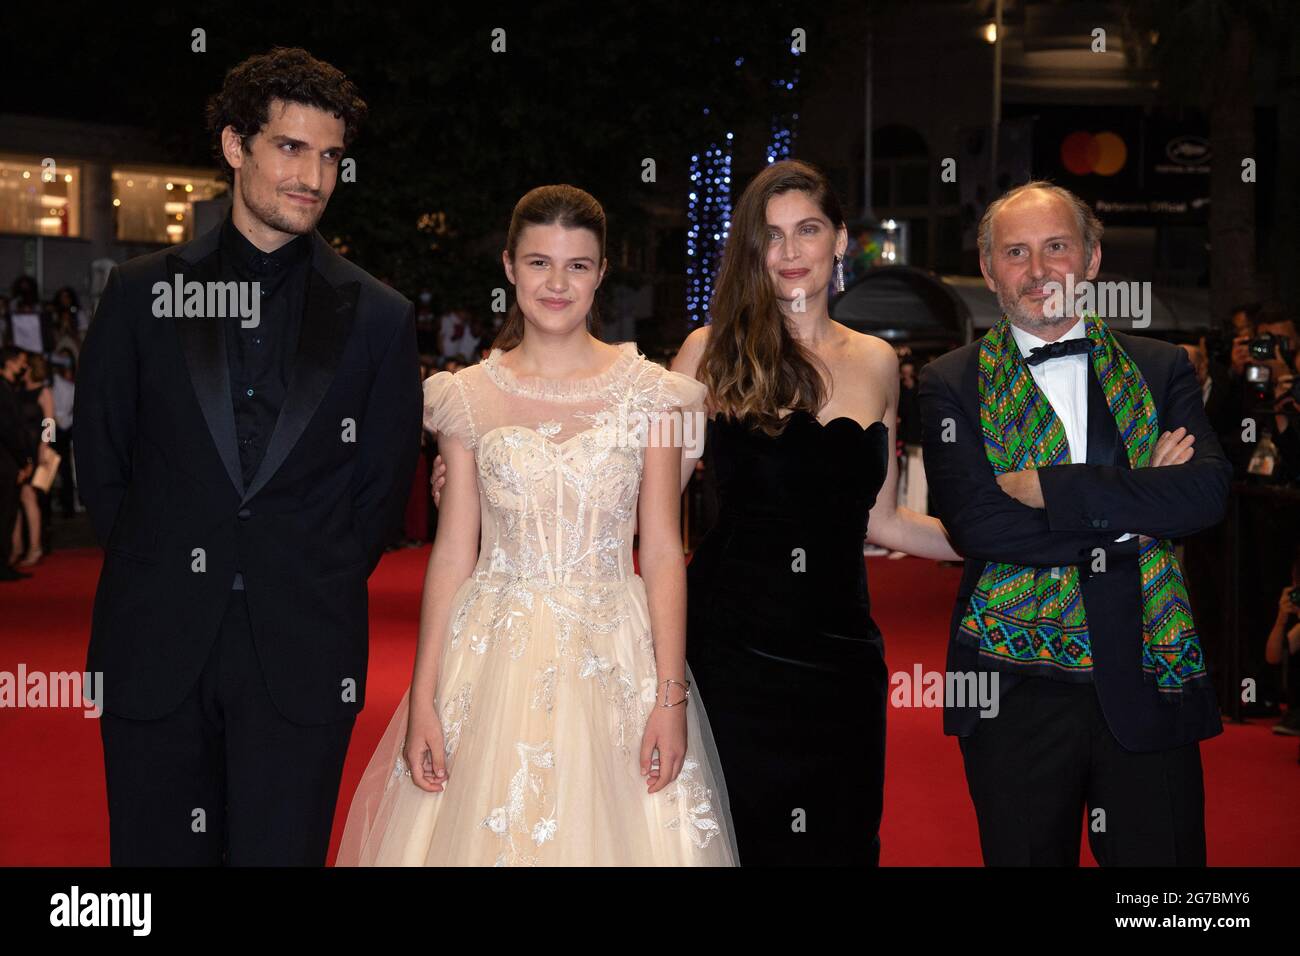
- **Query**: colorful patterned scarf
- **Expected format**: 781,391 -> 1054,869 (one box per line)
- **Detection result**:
957,314 -> 1209,697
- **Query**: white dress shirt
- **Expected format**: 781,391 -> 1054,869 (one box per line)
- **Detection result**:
1010,318 -> 1090,464
1009,318 -> 1132,542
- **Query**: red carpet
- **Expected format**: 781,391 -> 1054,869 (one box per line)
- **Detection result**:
1,547 -> 1296,866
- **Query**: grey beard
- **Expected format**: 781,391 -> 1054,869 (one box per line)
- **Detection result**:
996,284 -> 1075,335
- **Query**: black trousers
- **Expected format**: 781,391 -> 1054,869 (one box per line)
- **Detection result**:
958,677 -> 1206,866
99,588 -> 355,865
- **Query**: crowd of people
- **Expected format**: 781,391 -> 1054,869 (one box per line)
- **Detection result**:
0,278 -> 82,582
1168,301 -> 1300,737
1169,301 -> 1300,480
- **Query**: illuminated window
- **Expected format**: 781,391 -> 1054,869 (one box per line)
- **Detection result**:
0,157 -> 81,237
112,168 -> 225,243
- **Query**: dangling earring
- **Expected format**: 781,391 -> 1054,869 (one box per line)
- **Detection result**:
834,254 -> 845,293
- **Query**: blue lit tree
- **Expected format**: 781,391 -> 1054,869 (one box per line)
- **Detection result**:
767,42 -> 801,164
689,38 -> 805,328
686,123 -> 734,328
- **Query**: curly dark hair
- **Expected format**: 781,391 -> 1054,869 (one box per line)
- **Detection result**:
205,47 -> 368,185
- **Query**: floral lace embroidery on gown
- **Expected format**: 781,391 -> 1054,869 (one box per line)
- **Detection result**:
335,341 -> 738,866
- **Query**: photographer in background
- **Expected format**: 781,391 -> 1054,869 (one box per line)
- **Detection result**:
1227,302 -> 1261,379
1260,309 -> 1300,483
1219,303 -> 1264,474
1230,309 -> 1300,722
1265,552 -> 1300,736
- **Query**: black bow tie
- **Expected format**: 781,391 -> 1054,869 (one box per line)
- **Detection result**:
1025,338 -> 1092,366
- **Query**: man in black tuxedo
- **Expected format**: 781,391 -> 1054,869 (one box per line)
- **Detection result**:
919,182 -> 1230,866
75,48 -> 421,865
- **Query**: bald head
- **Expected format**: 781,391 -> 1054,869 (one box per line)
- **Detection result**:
978,182 -> 1102,264
977,183 -> 1103,339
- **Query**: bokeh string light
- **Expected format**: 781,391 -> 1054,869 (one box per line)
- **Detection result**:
689,43 -> 803,327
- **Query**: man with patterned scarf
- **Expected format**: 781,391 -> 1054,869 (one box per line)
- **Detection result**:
919,182 -> 1230,866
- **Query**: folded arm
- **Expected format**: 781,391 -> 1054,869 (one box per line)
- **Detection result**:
1036,348 -> 1232,540
918,362 -> 1118,568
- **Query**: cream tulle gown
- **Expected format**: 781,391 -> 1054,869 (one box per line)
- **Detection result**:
336,341 -> 738,866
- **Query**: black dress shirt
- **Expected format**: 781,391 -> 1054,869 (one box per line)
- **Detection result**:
218,213 -> 312,489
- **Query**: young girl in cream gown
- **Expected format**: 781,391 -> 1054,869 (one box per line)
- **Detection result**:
335,185 -> 738,866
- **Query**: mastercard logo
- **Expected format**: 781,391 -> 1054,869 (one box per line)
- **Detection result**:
1060,131 -> 1128,176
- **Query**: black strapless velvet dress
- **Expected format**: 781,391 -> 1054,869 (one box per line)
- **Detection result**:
686,409 -> 891,866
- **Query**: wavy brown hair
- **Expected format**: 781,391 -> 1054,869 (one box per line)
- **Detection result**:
492,184 -> 606,352
205,47 -> 368,186
698,159 -> 844,436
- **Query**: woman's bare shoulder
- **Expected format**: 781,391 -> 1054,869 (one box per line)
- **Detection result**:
834,323 -> 896,371
671,324 -> 711,378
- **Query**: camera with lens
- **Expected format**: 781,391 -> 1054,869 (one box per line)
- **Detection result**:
1245,332 -> 1298,408
1250,332 -> 1294,363
1245,361 -> 1273,405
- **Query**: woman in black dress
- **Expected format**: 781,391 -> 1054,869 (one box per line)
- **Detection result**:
670,160 -> 958,866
